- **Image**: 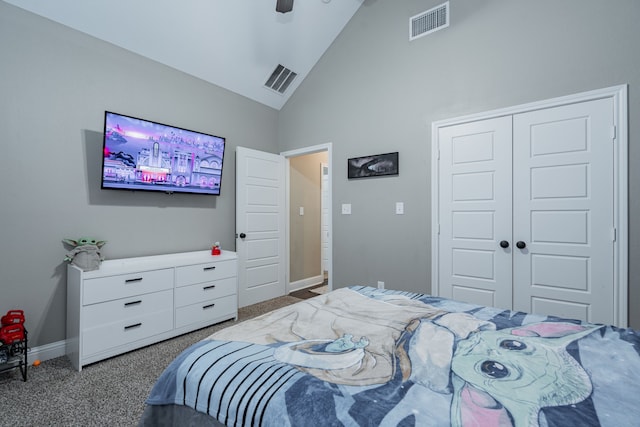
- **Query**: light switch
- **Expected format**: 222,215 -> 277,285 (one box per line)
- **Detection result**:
341,203 -> 352,215
396,202 -> 404,215
299,206 -> 304,216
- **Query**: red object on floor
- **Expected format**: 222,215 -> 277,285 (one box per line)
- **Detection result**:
1,309 -> 25,326
0,324 -> 25,344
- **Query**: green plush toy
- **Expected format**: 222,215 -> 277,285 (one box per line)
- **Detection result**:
63,237 -> 106,271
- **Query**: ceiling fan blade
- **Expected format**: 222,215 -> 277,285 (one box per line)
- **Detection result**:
276,0 -> 294,14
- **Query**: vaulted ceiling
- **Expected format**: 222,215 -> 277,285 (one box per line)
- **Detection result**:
5,0 -> 364,110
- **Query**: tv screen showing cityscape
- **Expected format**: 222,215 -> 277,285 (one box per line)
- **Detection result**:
101,111 -> 226,195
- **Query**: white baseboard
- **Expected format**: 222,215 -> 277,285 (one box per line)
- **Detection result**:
289,275 -> 324,292
27,339 -> 67,364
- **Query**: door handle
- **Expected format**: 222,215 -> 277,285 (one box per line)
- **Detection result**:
499,240 -> 509,248
239,233 -> 246,239
516,241 -> 527,249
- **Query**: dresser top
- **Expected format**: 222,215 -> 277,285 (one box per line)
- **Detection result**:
69,250 -> 237,278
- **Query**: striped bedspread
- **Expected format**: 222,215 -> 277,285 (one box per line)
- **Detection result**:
145,286 -> 640,426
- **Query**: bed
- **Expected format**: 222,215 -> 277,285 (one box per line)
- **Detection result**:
139,286 -> 640,426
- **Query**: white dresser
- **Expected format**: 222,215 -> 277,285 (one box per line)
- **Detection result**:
66,250 -> 237,371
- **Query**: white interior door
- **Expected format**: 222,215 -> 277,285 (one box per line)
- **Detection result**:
434,86 -> 627,327
512,98 -> 615,324
438,116 -> 513,309
236,147 -> 286,307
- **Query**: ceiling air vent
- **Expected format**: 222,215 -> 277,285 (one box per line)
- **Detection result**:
275,0 -> 294,14
410,1 -> 449,41
265,64 -> 297,94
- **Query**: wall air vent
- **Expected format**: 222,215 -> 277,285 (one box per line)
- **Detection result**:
265,64 -> 298,94
410,1 -> 449,41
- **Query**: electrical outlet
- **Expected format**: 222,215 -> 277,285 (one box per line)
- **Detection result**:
377,281 -> 385,289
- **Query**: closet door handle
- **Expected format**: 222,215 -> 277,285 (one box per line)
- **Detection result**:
516,241 -> 527,249
499,240 -> 509,248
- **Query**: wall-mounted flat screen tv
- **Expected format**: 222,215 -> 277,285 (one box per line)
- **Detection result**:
101,111 -> 226,195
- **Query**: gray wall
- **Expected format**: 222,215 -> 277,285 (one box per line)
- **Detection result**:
0,2 -> 278,347
3,0 -> 640,350
278,0 -> 640,328
289,152 -> 327,283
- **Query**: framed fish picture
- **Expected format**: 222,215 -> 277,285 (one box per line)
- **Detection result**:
348,152 -> 399,179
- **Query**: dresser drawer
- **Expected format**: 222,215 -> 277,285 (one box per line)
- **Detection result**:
175,277 -> 237,308
83,268 -> 173,305
175,294 -> 236,329
176,260 -> 237,287
82,306 -> 174,357
83,289 -> 173,329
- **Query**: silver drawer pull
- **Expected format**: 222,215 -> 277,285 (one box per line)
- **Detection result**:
125,277 -> 143,283
124,323 -> 142,330
203,285 -> 216,291
203,266 -> 216,271
124,300 -> 142,307
202,303 -> 216,310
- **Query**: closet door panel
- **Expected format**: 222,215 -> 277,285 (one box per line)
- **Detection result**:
512,98 -> 614,324
438,117 -> 513,310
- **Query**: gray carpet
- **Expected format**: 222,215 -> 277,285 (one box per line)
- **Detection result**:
0,295 -> 301,427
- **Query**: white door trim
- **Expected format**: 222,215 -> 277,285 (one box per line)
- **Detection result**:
281,143 -> 333,294
431,85 -> 628,326
321,162 -> 329,275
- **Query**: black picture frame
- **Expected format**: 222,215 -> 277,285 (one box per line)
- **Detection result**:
348,152 -> 399,179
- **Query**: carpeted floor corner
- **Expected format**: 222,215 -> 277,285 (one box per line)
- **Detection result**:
0,295 -> 300,426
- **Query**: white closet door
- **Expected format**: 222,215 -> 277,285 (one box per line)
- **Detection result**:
438,116 -> 513,309
512,98 -> 615,324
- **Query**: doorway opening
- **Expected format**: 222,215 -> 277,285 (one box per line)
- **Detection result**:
281,143 -> 333,297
